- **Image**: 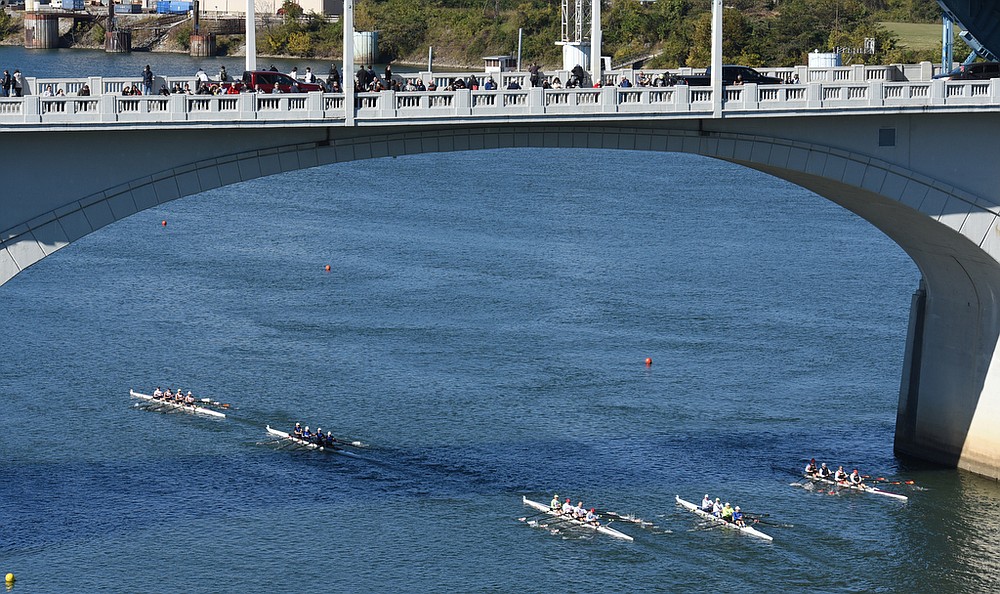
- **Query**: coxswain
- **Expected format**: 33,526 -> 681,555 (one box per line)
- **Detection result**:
153,387 -> 163,399
712,498 -> 723,517
848,469 -> 863,487
292,422 -> 303,438
561,498 -> 573,515
721,502 -> 734,522
701,494 -> 713,512
585,508 -> 600,526
834,465 -> 848,482
818,462 -> 832,479
805,458 -> 818,476
732,506 -> 746,527
550,494 -> 561,511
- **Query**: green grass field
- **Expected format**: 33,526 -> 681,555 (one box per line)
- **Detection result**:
881,21 -> 942,51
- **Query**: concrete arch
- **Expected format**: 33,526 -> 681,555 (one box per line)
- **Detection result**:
3,120 -> 1000,476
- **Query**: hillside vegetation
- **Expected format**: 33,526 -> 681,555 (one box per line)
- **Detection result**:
345,0 -> 948,68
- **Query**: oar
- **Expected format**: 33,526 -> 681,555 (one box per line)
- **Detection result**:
538,514 -> 582,529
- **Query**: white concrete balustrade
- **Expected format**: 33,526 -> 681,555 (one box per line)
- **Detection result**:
1,77 -> 999,126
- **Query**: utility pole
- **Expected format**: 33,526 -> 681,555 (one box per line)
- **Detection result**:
711,0 -> 722,118
245,0 -> 256,71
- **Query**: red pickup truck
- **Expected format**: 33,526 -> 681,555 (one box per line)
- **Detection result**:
225,70 -> 325,93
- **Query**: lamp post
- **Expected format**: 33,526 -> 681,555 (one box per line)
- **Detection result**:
245,0 -> 256,72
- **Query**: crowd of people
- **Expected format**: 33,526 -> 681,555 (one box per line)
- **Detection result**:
699,495 -> 750,528
547,494 -> 602,527
290,422 -> 339,449
804,458 -> 866,487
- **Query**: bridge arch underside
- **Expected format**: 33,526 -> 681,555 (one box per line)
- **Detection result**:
4,122 -> 1000,478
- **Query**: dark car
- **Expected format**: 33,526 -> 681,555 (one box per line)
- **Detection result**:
934,61 -> 1000,81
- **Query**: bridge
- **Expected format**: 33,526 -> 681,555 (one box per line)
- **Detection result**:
4,2 -> 1000,480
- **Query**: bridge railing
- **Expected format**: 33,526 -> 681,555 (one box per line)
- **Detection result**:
1,78 -> 998,125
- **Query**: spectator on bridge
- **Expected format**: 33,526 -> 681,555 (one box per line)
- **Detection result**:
0,69 -> 9,97
41,85 -> 53,97
551,77 -> 563,89
506,79 -> 522,90
528,63 -> 540,87
13,69 -> 23,97
329,81 -> 342,93
467,73 -> 479,90
269,65 -> 279,72
218,65 -> 229,82
483,77 -> 497,90
303,67 -> 315,84
327,64 -> 340,88
158,84 -> 170,96
619,76 -> 632,88
55,88 -> 65,97
426,80 -> 437,91
384,63 -> 393,84
77,84 -> 90,96
571,64 -> 586,88
142,65 -> 153,95
366,65 -> 376,86
289,66 -> 298,81
356,65 -> 369,91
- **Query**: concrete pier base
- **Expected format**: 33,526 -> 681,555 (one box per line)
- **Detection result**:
105,31 -> 132,54
24,13 -> 60,49
189,34 -> 217,58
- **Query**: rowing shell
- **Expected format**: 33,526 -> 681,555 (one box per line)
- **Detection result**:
265,426 -> 359,458
675,496 -> 773,541
802,474 -> 908,501
130,389 -> 226,419
521,496 -> 634,541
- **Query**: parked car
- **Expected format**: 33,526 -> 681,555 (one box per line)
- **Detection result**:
678,65 -> 785,86
224,71 -> 325,93
934,61 -> 1000,81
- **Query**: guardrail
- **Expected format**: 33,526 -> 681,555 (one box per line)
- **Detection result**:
1,79 -> 998,126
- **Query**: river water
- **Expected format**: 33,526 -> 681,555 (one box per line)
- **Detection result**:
2,46 -> 1000,593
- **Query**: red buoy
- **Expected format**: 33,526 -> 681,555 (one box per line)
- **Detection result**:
324,265 -> 331,272
161,220 -> 167,227
645,357 -> 652,366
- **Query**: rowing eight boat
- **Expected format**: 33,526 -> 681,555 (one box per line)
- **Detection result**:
802,474 -> 908,501
265,426 -> 359,457
675,496 -> 773,541
521,496 -> 634,541
130,389 -> 226,418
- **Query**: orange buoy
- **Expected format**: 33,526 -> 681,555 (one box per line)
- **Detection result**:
324,265 -> 331,272
161,220 -> 167,227
645,357 -> 652,366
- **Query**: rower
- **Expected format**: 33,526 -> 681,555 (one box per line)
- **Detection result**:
561,498 -> 573,515
303,426 -> 312,440
325,431 -> 336,448
314,428 -> 325,446
185,392 -> 195,405
805,458 -> 818,476
834,465 -> 848,482
574,501 -> 586,519
585,508 -> 600,526
848,469 -> 863,487
818,462 -> 832,478
164,388 -> 173,400
732,506 -> 746,528
292,422 -> 303,438
153,387 -> 162,399
711,498 -> 723,517
721,502 -> 734,523
550,494 -> 561,511
701,494 -> 713,512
